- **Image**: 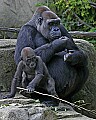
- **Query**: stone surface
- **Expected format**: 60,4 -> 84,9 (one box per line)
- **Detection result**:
0,49 -> 16,91
0,39 -> 17,48
0,0 -> 45,28
0,95 -> 95,120
0,107 -> 29,120
0,95 -> 57,120
0,39 -> 16,91
73,39 -> 96,110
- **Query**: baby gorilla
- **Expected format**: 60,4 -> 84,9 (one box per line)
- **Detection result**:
4,47 -> 57,98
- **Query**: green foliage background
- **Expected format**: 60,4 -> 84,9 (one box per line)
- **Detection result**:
47,0 -> 96,32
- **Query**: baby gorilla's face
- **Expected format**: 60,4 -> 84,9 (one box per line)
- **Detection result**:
25,56 -> 37,68
21,47 -> 37,69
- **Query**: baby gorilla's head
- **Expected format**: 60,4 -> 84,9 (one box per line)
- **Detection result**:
21,47 -> 37,68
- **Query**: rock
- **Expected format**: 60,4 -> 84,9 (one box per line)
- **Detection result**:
0,39 -> 16,91
0,96 -> 95,120
0,97 -> 57,120
0,107 -> 29,120
0,0 -> 45,28
0,39 -> 16,48
56,111 -> 95,120
73,39 -> 96,110
29,107 -> 57,120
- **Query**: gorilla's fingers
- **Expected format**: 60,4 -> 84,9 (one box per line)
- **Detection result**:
26,86 -> 35,93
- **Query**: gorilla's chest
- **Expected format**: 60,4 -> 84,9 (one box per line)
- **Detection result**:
34,32 -> 48,48
23,66 -> 35,75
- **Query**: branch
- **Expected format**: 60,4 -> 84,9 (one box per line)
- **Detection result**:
0,27 -> 96,38
89,0 -> 96,8
17,87 -> 96,119
69,31 -> 96,38
73,13 -> 93,28
0,27 -> 20,33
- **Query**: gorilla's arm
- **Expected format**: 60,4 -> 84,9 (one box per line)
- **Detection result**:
4,61 -> 23,98
15,23 -> 85,65
27,56 -> 44,92
59,24 -> 88,66
60,24 -> 73,41
60,24 -> 79,50
14,25 -> 37,64
34,25 -> 80,63
34,38 -> 71,63
15,25 -> 68,64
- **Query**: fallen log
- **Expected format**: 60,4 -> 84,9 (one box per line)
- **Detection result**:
0,27 -> 20,33
69,31 -> 96,38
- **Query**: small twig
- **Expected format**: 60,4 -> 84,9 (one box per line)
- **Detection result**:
73,13 -> 93,28
17,87 -> 96,119
89,0 -> 96,8
0,27 -> 20,33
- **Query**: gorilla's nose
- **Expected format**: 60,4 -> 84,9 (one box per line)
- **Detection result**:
54,27 -> 59,31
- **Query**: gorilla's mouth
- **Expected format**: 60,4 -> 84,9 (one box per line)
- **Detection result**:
50,34 -> 61,40
49,30 -> 61,40
29,63 -> 36,68
54,35 -> 60,39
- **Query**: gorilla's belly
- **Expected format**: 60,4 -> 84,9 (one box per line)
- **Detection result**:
47,56 -> 77,93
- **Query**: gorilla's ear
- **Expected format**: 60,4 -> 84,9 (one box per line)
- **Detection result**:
36,17 -> 43,25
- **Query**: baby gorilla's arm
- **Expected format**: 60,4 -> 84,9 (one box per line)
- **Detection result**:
26,56 -> 44,93
3,61 -> 23,98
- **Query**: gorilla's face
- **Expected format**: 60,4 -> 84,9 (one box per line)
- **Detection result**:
21,47 -> 37,69
24,55 -> 36,69
36,11 -> 61,41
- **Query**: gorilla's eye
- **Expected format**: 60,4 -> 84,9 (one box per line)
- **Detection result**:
26,58 -> 31,63
55,21 -> 60,26
48,22 -> 54,26
32,57 -> 36,62
26,57 -> 36,63
48,21 -> 60,27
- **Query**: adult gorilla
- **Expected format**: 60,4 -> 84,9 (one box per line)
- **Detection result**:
14,6 -> 88,100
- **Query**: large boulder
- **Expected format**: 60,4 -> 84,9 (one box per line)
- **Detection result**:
0,96 -> 95,120
73,39 -> 96,110
0,0 -> 45,28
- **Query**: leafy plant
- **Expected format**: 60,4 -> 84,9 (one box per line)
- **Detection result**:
48,0 -> 96,32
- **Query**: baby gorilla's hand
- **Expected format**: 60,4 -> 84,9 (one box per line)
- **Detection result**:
26,86 -> 35,93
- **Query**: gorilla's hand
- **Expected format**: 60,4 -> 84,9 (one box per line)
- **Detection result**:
26,86 -> 35,93
59,36 -> 69,41
64,50 -> 85,66
64,50 -> 75,61
52,36 -> 69,53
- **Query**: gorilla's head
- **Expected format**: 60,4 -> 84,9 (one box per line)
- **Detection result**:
36,10 -> 61,41
21,47 -> 36,68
